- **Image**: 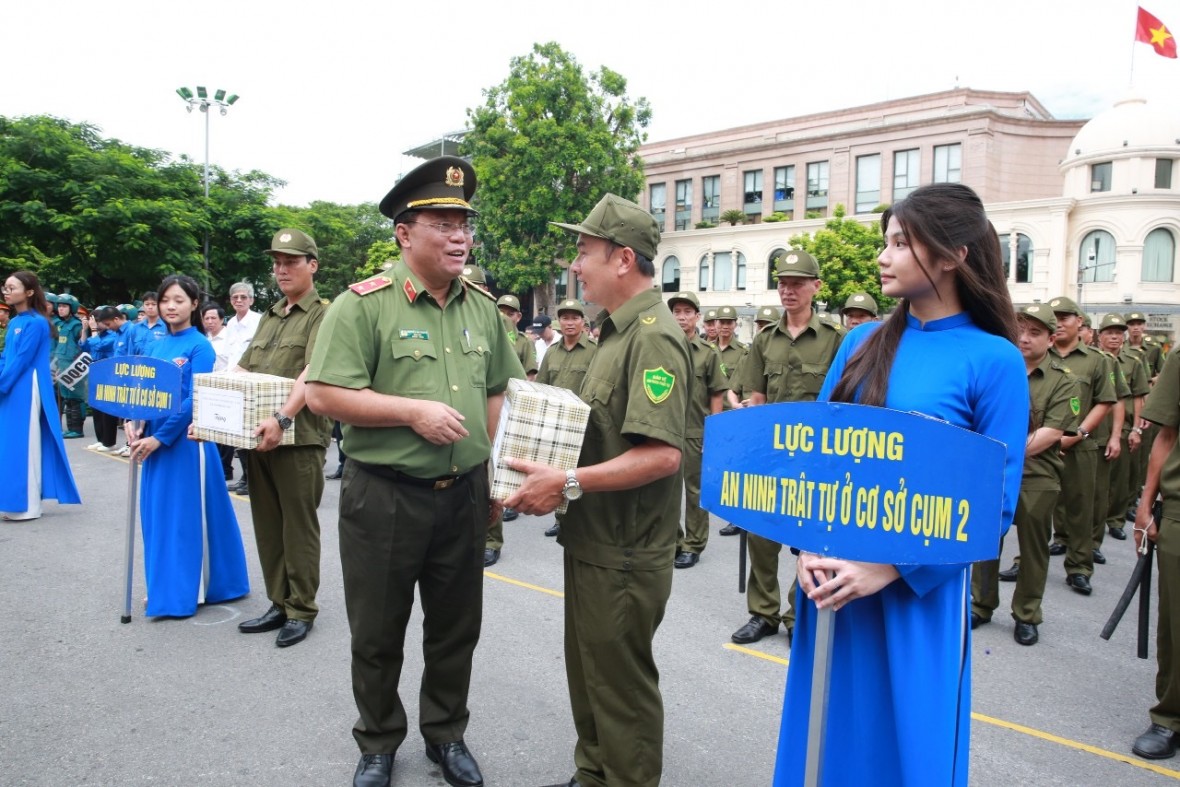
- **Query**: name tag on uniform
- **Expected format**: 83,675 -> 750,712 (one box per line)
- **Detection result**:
399,329 -> 430,340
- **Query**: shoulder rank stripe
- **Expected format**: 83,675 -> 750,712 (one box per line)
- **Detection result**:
461,277 -> 497,301
349,276 -> 394,296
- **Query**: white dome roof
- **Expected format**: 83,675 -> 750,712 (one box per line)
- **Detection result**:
1064,95 -> 1180,164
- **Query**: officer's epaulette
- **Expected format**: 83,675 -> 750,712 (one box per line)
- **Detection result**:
349,275 -> 394,296
820,319 -> 844,332
461,277 -> 496,301
1050,360 -> 1070,374
320,298 -> 330,306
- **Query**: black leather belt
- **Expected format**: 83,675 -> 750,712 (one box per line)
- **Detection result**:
353,460 -> 473,490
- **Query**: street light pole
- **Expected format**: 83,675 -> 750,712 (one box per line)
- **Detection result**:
176,86 -> 240,290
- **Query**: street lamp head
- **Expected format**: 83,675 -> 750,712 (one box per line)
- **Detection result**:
226,94 -> 240,106
176,87 -> 194,101
196,86 -> 208,99
214,89 -> 226,102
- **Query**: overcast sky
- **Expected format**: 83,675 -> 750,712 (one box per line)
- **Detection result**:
4,0 -> 1177,207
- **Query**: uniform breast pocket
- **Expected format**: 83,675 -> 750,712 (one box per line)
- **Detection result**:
390,339 -> 441,396
275,336 -> 309,378
799,362 -> 831,396
764,362 -> 787,400
581,376 -> 617,432
461,332 -> 489,388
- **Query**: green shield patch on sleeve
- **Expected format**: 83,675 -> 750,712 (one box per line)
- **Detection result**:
643,367 -> 676,404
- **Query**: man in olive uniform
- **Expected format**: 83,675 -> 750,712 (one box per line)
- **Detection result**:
236,228 -> 333,648
971,305 -> 1078,645
1099,314 -> 1149,548
505,193 -> 690,787
1087,320 -> 1132,568
1127,310 -> 1164,382
536,298 -> 597,539
840,291 -> 878,329
305,156 -> 523,787
1045,297 -> 1116,595
702,308 -> 719,343
668,291 -> 726,568
1131,345 -> 1180,761
731,251 -> 843,644
712,305 -> 746,385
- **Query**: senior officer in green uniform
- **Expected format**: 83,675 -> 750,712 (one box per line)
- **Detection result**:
971,304 -> 1078,645
667,290 -> 726,568
235,228 -> 332,649
505,193 -> 690,787
1045,296 -> 1116,595
305,156 -> 523,787
536,298 -> 597,539
1132,345 -> 1180,761
731,251 -> 843,644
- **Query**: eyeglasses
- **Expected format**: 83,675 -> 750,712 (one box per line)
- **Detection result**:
406,220 -> 476,237
229,294 -> 251,300
1,286 -> 24,293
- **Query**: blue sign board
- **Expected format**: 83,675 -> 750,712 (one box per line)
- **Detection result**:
87,357 -> 182,421
702,402 -> 1007,565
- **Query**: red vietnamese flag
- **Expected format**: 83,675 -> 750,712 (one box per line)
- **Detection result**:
1137,6 -> 1178,58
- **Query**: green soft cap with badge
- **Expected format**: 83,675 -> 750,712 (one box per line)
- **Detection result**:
496,294 -> 521,312
379,155 -> 478,221
556,298 -> 585,317
551,193 -> 661,260
773,250 -> 820,278
266,228 -> 318,258
841,292 -> 878,316
755,305 -> 783,323
667,291 -> 700,311
1048,296 -> 1082,316
717,305 -> 738,320
1099,312 -> 1128,331
1125,310 -> 1148,324
1019,303 -> 1057,333
461,265 -> 487,285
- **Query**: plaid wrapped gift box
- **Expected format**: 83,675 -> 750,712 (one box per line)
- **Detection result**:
192,372 -> 295,449
491,378 -> 590,515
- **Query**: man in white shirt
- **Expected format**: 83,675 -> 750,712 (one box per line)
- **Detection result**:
202,302 -> 231,371
223,281 -> 263,369
532,314 -> 559,366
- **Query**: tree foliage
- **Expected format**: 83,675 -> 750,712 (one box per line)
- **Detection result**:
462,42 -> 651,307
788,204 -> 893,312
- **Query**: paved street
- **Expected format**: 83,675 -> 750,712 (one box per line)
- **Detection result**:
1,438 -> 1178,786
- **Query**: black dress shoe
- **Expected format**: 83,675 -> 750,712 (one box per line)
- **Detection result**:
731,615 -> 777,644
970,612 -> 989,630
673,551 -> 699,569
1133,723 -> 1178,760
1067,573 -> 1093,595
353,753 -> 394,787
718,523 -> 741,536
540,781 -> 580,787
227,478 -> 249,495
483,548 -> 500,567
425,740 -> 484,787
1048,542 -> 1066,556
502,507 -> 519,522
998,562 -> 1020,582
238,604 -> 287,633
544,522 -> 560,537
1093,548 -> 1107,564
1014,621 -> 1039,646
276,619 -> 312,648
1109,526 -> 1128,541
326,466 -> 344,480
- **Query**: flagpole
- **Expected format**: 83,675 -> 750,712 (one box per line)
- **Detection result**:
1130,4 -> 1139,89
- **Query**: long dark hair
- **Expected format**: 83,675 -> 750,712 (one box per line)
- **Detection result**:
829,183 -> 1018,406
157,274 -> 206,335
7,270 -> 57,338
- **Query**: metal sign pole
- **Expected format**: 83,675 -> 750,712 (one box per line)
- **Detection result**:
803,575 -> 836,786
120,422 -> 141,623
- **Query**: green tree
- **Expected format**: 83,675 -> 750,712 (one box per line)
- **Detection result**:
720,209 -> 746,226
788,204 -> 893,312
283,201 -> 392,301
462,42 -> 651,309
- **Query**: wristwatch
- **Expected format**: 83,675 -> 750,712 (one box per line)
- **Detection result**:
562,469 -> 583,501
273,411 -> 294,431
1077,427 -> 1091,440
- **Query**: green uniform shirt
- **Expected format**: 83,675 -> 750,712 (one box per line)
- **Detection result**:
559,288 -> 691,571
535,334 -> 596,392
306,261 -> 524,477
506,319 -> 538,375
736,313 -> 844,403
1131,338 -> 1164,378
1050,341 -> 1117,449
239,287 -> 332,447
1023,355 -> 1080,491
1143,348 -> 1180,520
1093,351 -> 1131,443
1115,349 -> 1151,435
714,339 -> 746,380
687,334 -> 727,439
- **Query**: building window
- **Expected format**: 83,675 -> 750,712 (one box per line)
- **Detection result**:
1080,230 -> 1116,282
736,252 -> 747,290
933,144 -> 961,183
698,254 -> 710,292
774,166 -> 795,214
713,252 -> 733,291
743,170 -> 764,217
1143,228 -> 1175,282
702,175 -> 721,224
661,256 -> 681,292
1090,162 -> 1112,193
893,149 -> 919,201
556,268 -> 568,301
767,248 -> 788,289
650,183 -> 666,230
855,154 -> 882,214
1155,159 -> 1174,189
806,161 -> 829,210
998,233 -> 1033,283
674,179 -> 692,231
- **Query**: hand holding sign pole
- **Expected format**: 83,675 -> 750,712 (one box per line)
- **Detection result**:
87,357 -> 182,623
702,401 -> 1006,786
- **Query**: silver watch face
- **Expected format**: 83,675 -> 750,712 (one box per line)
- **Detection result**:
563,478 -> 583,501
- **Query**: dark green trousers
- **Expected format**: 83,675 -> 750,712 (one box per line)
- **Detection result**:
1092,449 -> 1115,550
1057,447 -> 1098,578
746,533 -> 797,628
678,436 -> 709,554
340,462 -> 488,754
973,487 -> 1057,624
565,551 -> 671,787
1152,516 -> 1180,732
246,445 -> 326,622
1105,436 -> 1134,535
486,512 -> 505,550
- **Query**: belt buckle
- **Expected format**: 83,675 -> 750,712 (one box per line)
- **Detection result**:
433,478 -> 455,490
